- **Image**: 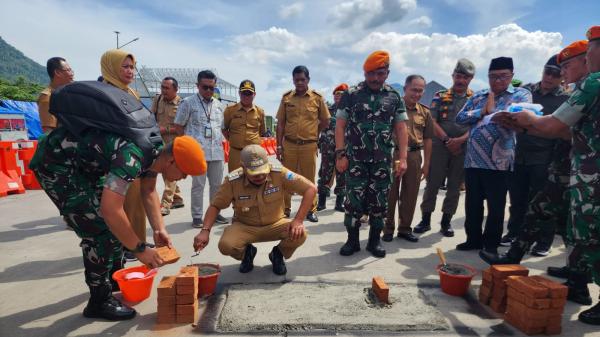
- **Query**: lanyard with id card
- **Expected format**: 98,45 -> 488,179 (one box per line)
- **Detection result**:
200,95 -> 213,138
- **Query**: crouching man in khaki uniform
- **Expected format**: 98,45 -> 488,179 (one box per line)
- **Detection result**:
193,144 -> 316,275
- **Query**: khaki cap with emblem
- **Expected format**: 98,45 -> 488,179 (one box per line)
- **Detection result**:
241,144 -> 270,175
454,58 -> 475,76
239,79 -> 255,93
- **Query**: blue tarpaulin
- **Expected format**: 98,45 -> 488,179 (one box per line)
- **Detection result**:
0,100 -> 43,140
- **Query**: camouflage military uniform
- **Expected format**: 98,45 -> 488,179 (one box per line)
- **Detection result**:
554,72 -> 600,285
337,82 -> 407,230
30,127 -> 161,290
317,103 -> 345,197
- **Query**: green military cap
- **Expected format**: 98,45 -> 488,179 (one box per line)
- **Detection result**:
454,58 -> 475,76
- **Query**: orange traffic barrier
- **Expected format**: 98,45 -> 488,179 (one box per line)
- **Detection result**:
0,141 -> 19,174
222,140 -> 230,163
265,137 -> 276,155
0,141 -> 25,197
14,141 -> 41,190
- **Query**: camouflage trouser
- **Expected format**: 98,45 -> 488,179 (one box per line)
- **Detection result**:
343,159 -> 392,230
33,162 -> 124,290
568,182 -> 600,286
317,137 -> 346,197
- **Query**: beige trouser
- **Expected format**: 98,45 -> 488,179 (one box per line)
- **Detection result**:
282,139 -> 317,212
385,150 -> 422,235
160,176 -> 183,208
124,179 -> 147,242
228,147 -> 242,172
218,218 -> 307,260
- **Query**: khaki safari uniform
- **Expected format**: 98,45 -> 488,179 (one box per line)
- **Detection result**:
212,164 -> 311,260
37,86 -> 57,131
151,94 -> 183,209
223,103 -> 266,172
385,102 -> 433,235
276,89 -> 330,213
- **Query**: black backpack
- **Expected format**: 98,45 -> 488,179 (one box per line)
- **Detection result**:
49,81 -> 163,169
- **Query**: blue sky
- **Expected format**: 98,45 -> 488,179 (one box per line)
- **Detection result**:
0,0 -> 597,113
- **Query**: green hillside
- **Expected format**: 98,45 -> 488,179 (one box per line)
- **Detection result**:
0,36 -> 48,85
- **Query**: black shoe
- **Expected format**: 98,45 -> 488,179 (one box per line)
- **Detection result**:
566,272 -> 592,305
306,212 -> 318,223
480,243 -> 525,265
334,195 -> 345,212
397,232 -> 419,242
547,266 -> 570,279
530,243 -> 551,257
440,213 -> 454,237
215,214 -> 228,224
366,226 -> 386,258
340,223 -> 361,256
268,246 -> 287,275
440,184 -> 447,191
239,244 -> 257,273
382,233 -> 393,242
171,200 -> 185,209
456,241 -> 483,251
83,286 -> 136,321
414,219 -> 431,234
316,193 -> 327,211
499,234 -> 516,247
579,302 -> 600,325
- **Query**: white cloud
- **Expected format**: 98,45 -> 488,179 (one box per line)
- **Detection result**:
408,15 -> 432,28
330,0 -> 417,29
231,27 -> 309,64
279,2 -> 304,19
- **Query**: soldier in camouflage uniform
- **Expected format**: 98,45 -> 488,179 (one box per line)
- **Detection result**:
317,83 -> 348,212
481,41 -> 592,306
335,51 -> 408,258
30,129 -> 204,321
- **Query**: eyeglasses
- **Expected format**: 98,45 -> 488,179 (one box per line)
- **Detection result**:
200,85 -> 215,91
240,91 -> 254,96
334,91 -> 344,95
488,73 -> 512,82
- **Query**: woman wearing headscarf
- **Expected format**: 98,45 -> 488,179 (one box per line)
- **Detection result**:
100,49 -> 147,260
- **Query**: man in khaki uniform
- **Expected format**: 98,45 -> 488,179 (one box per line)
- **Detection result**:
276,65 -> 330,223
37,57 -> 74,133
383,75 -> 433,243
193,145 -> 316,275
222,80 -> 266,172
151,77 -> 183,216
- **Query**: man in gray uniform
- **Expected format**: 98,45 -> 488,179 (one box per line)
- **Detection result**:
415,59 -> 475,236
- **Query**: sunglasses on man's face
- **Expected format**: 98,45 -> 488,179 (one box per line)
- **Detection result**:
200,85 -> 215,91
240,91 -> 254,96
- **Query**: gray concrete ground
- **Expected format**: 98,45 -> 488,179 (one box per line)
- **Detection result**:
1,158 -> 599,337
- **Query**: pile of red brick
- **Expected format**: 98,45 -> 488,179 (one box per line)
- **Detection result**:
479,265 -> 568,335
157,266 -> 199,324
479,265 -> 529,313
504,275 -> 568,335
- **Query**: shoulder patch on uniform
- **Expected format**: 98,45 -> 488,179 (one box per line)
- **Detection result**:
270,163 -> 283,172
228,167 -> 244,180
285,171 -> 296,180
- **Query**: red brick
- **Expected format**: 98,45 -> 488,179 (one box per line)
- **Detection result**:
156,312 -> 177,324
490,298 -> 506,313
156,246 -> 180,265
505,313 -> 545,335
176,305 -> 199,324
157,295 -> 176,306
176,293 -> 196,305
157,276 -> 177,297
177,266 -> 199,287
491,265 -> 529,279
372,276 -> 390,304
482,268 -> 493,282
529,276 -> 568,299
507,288 -> 551,309
492,288 -> 506,303
479,284 -> 492,304
507,300 -> 548,321
176,284 -> 197,295
550,297 -> 567,308
492,279 -> 507,291
176,303 -> 198,315
482,278 -> 493,288
506,276 -> 549,298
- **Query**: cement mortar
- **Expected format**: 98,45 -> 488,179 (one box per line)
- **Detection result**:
218,282 -> 449,332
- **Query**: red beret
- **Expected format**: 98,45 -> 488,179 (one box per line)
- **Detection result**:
363,50 -> 390,72
333,83 -> 348,93
587,25 -> 600,42
557,40 -> 588,64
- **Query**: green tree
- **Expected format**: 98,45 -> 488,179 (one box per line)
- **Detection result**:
0,76 -> 45,102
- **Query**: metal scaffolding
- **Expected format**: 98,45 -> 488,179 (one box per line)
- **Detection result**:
131,66 -> 239,103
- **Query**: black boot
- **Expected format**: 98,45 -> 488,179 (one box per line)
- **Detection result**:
366,226 -> 386,258
579,299 -> 600,325
340,223 -> 360,256
479,243 -> 525,265
414,212 -> 431,233
547,265 -> 570,279
565,271 -> 592,305
334,195 -> 345,212
316,193 -> 327,211
268,245 -> 287,275
83,285 -> 136,321
440,213 -> 454,237
109,258 -> 124,292
239,244 -> 257,273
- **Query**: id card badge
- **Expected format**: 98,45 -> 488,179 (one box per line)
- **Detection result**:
204,125 -> 213,138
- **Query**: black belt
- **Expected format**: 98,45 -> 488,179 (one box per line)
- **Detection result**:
285,137 -> 317,145
395,145 -> 423,152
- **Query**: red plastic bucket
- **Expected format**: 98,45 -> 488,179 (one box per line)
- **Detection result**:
112,265 -> 157,302
189,263 -> 221,297
437,263 -> 477,296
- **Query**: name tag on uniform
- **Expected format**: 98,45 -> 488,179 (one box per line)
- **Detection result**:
204,125 -> 212,138
238,195 -> 251,200
264,186 -> 280,195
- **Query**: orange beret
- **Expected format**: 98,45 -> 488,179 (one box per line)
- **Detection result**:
333,83 -> 349,93
587,25 -> 600,42
363,50 -> 390,72
557,40 -> 588,64
172,136 -> 207,176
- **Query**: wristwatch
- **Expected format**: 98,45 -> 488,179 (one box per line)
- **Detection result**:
335,149 -> 346,159
132,241 -> 147,253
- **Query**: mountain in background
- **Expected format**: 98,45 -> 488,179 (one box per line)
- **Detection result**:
0,36 -> 48,85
